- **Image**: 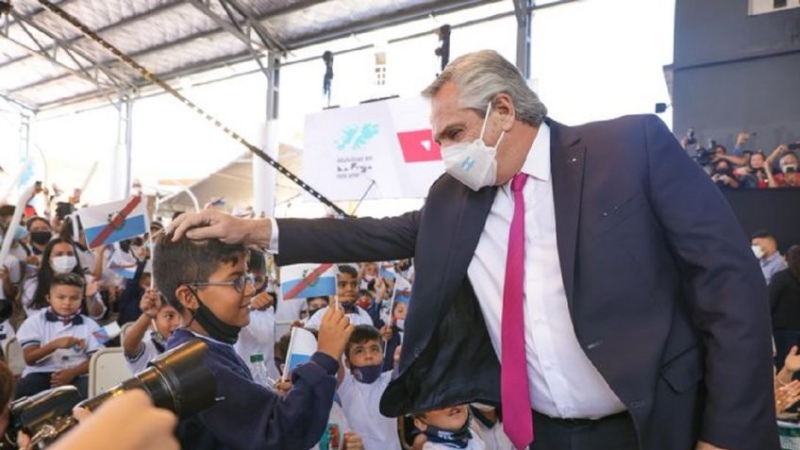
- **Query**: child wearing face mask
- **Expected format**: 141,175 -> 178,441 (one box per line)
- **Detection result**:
20,238 -> 106,320
153,231 -> 354,450
338,325 -> 401,450
14,273 -> 101,399
382,300 -> 408,372
413,405 -> 486,450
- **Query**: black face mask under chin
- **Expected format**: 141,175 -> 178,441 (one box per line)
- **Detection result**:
186,286 -> 241,345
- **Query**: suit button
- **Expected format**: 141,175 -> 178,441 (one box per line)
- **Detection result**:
413,347 -> 421,358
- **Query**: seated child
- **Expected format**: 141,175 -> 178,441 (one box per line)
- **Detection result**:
153,232 -> 354,450
338,324 -> 400,450
121,288 -> 181,374
413,405 -> 486,450
15,273 -> 101,399
305,265 -> 375,330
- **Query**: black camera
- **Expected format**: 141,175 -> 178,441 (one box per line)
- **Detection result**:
4,340 -> 215,449
695,147 -> 716,166
788,143 -> 800,151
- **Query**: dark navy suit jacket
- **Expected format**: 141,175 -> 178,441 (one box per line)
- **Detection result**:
277,115 -> 778,450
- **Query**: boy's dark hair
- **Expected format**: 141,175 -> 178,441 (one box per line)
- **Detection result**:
345,324 -> 382,360
51,272 -> 86,290
751,229 -> 775,240
357,289 -> 374,300
153,231 -> 246,313
337,264 -> 358,278
31,238 -> 88,313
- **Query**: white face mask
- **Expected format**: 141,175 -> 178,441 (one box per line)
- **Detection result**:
751,245 -> 765,259
781,163 -> 797,174
441,103 -> 505,191
51,255 -> 78,274
395,319 -> 405,331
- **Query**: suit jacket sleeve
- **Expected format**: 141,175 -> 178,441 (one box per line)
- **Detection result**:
642,116 -> 776,448
275,210 -> 420,266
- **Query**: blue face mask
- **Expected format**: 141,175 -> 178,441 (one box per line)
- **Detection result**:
14,226 -> 28,241
351,363 -> 383,384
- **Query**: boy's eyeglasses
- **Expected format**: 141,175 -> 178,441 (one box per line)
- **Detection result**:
187,274 -> 256,294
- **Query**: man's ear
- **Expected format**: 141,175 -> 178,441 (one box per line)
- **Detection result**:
175,285 -> 198,311
493,92 -> 516,132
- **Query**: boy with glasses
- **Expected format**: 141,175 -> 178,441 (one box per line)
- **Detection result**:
153,232 -> 354,450
305,265 -> 376,330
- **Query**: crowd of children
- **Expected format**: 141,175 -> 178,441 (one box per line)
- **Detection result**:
0,199 -> 515,449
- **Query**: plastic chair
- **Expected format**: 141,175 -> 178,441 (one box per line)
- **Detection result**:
3,337 -> 26,376
88,347 -> 133,397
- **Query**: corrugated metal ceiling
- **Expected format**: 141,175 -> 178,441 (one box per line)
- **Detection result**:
0,0 -> 489,112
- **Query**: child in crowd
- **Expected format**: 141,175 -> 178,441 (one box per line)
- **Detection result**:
153,232 -> 354,450
338,324 -> 400,450
234,249 -> 279,383
305,265 -> 375,330
21,238 -> 106,320
121,288 -> 181,374
303,296 -> 330,321
382,300 -> 408,371
15,273 -> 101,399
413,405 -> 485,450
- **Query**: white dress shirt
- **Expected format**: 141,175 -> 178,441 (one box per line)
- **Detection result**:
467,123 -> 625,419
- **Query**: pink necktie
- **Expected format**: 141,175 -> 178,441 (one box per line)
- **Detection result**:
502,173 -> 533,450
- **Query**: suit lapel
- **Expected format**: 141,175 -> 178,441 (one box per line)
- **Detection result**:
548,119 -> 585,308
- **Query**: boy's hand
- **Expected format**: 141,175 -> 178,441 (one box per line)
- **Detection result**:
273,379 -> 292,397
139,288 -> 161,318
51,369 -> 76,387
380,323 -> 393,342
249,292 -> 274,311
51,336 -> 85,350
317,305 -> 354,361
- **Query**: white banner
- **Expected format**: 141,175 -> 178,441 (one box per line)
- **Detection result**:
303,97 -> 445,202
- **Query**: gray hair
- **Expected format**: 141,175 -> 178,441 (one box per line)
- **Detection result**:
421,49 -> 547,126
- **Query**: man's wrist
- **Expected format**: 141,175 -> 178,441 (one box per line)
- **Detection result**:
245,218 -> 272,248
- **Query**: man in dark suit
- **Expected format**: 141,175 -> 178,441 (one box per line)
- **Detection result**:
169,50 -> 778,450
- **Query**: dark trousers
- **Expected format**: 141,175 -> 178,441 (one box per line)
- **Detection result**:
529,410 -> 639,450
15,372 -> 89,400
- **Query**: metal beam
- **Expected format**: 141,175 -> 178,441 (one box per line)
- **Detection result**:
8,10 -> 136,91
513,0 -> 532,78
219,0 -> 287,53
2,18 -> 115,93
0,0 -> 184,72
184,0 -> 271,54
285,0 -> 490,49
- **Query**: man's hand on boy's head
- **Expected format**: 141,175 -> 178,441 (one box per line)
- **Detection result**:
317,305 -> 355,362
167,209 -> 271,247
